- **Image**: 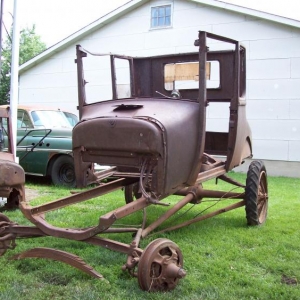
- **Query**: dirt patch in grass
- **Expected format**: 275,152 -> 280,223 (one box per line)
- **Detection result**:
281,274 -> 298,285
25,188 -> 40,201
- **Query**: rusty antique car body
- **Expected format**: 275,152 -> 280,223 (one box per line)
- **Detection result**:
0,31 -> 268,292
0,106 -> 25,211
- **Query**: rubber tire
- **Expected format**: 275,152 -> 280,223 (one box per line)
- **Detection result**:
50,155 -> 76,187
6,189 -> 20,210
124,182 -> 142,204
245,160 -> 268,226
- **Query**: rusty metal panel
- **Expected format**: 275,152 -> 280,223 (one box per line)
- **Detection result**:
0,160 -> 25,188
0,106 -> 25,210
73,98 -> 201,197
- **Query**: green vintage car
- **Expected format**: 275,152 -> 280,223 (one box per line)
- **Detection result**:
1,105 -> 77,187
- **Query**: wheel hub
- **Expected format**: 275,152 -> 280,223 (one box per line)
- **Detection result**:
138,238 -> 186,292
0,213 -> 16,256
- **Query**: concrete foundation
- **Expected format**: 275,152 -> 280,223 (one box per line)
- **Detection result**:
233,159 -> 300,178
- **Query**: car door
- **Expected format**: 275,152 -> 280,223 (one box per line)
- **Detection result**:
16,109 -> 50,175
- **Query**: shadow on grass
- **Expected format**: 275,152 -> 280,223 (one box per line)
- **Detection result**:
25,174 -> 52,186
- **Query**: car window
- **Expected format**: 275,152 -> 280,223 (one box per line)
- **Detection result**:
0,118 -> 6,150
17,110 -> 33,128
30,110 -> 72,128
63,112 -> 79,127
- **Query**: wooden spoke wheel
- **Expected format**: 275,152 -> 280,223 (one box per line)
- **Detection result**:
245,161 -> 268,225
0,213 -> 14,256
137,238 -> 186,292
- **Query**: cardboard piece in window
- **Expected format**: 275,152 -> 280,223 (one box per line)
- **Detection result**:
164,62 -> 211,82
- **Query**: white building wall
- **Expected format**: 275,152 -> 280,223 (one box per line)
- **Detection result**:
18,0 -> 300,164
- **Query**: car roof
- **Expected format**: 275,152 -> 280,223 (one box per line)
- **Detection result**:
0,104 -> 75,114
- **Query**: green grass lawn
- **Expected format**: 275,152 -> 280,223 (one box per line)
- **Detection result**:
0,172 -> 299,300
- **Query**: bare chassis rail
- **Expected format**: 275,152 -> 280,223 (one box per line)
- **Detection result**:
1,162 -> 246,283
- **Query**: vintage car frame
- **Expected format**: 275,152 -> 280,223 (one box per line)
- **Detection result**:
0,31 -> 268,292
